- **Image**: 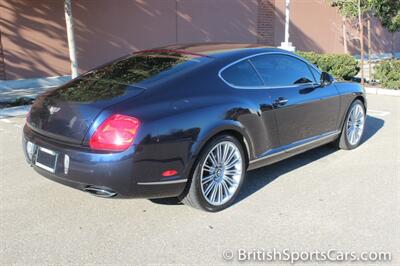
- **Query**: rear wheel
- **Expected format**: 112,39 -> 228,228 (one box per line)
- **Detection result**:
181,135 -> 245,212
336,99 -> 366,150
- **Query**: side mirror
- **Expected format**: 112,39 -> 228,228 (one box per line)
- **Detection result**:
320,72 -> 334,87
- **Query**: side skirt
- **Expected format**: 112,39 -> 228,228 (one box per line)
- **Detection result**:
248,130 -> 340,170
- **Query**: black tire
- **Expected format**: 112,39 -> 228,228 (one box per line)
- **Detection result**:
181,134 -> 246,212
335,99 -> 366,150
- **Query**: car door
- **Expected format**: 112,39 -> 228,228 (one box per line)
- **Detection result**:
250,53 -> 340,146
219,59 -> 281,157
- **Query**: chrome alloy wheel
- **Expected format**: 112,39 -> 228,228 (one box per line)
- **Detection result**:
346,103 -> 365,145
200,141 -> 243,206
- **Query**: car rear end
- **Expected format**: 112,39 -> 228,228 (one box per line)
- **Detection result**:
22,50 -> 211,198
23,125 -> 136,197
22,76 -> 145,197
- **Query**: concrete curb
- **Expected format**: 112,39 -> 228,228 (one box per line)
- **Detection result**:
0,105 -> 31,119
0,75 -> 71,90
0,76 -> 72,102
365,87 -> 400,97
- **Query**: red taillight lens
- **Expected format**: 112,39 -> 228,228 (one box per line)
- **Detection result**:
89,114 -> 140,152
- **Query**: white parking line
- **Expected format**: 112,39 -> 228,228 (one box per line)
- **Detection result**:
368,109 -> 391,117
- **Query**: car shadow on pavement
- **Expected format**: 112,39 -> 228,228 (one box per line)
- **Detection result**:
362,115 -> 385,143
150,115 -> 384,208
235,115 -> 384,205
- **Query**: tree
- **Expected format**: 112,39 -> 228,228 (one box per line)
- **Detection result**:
330,0 -> 371,18
329,0 -> 372,85
369,0 -> 400,58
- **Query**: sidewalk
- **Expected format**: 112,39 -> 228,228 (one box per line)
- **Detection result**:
0,75 -> 70,102
0,86 -> 54,102
0,76 -> 71,118
0,105 -> 31,119
364,87 -> 400,97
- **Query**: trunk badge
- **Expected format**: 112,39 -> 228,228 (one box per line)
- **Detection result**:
48,106 -> 61,115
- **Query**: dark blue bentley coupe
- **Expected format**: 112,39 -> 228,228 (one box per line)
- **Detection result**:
23,43 -> 366,211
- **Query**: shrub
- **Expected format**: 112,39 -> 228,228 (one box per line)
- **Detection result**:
297,51 -> 359,81
297,51 -> 320,66
374,60 -> 400,90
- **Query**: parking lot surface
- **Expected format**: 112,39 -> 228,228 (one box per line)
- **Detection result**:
0,94 -> 399,265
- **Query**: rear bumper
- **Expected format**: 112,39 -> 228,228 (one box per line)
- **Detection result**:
22,125 -> 188,198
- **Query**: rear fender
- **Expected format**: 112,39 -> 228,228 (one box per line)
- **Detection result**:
182,120 -> 254,179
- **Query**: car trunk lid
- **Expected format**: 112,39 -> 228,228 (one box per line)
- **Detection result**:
28,78 -> 145,144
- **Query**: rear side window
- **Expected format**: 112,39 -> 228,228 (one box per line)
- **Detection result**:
221,60 -> 263,87
250,54 -> 316,87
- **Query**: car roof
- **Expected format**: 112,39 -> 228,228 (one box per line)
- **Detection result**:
149,42 -> 289,60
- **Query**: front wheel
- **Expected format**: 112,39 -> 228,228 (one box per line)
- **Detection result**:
336,99 -> 366,150
181,135 -> 246,212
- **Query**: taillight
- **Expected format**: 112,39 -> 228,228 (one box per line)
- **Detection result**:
89,114 -> 140,152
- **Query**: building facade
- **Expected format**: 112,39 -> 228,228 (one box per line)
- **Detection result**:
0,0 -> 399,80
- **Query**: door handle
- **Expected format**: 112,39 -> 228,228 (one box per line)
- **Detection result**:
273,97 -> 288,107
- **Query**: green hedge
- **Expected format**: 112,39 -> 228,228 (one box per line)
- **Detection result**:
297,51 -> 359,81
374,60 -> 400,90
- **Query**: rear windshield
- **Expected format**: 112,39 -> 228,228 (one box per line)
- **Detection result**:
47,51 -> 210,102
81,50 -> 209,85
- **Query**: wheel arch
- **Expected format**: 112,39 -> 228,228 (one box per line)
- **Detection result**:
209,129 -> 250,167
355,95 -> 367,110
338,95 -> 367,133
178,124 -> 252,200
193,124 -> 253,167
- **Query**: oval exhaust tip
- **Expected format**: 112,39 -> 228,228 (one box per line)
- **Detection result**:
84,186 -> 117,198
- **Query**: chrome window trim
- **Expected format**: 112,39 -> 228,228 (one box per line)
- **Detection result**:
218,51 -> 325,90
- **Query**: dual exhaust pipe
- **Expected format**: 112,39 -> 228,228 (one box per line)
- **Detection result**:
84,186 -> 117,198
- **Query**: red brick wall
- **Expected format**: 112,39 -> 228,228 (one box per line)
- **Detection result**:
1,0 -> 398,80
0,0 -> 70,80
0,0 -> 259,80
74,0 -> 259,73
0,30 -> 5,80
257,0 -> 275,45
274,0 -> 400,53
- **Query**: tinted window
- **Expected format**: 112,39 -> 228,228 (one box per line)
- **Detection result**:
47,51 -> 209,102
250,54 -> 316,87
221,60 -> 263,87
81,51 -> 207,85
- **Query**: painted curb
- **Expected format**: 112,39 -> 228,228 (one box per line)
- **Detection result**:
365,87 -> 400,97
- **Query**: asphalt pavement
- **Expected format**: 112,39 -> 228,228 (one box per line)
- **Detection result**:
0,94 -> 399,265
